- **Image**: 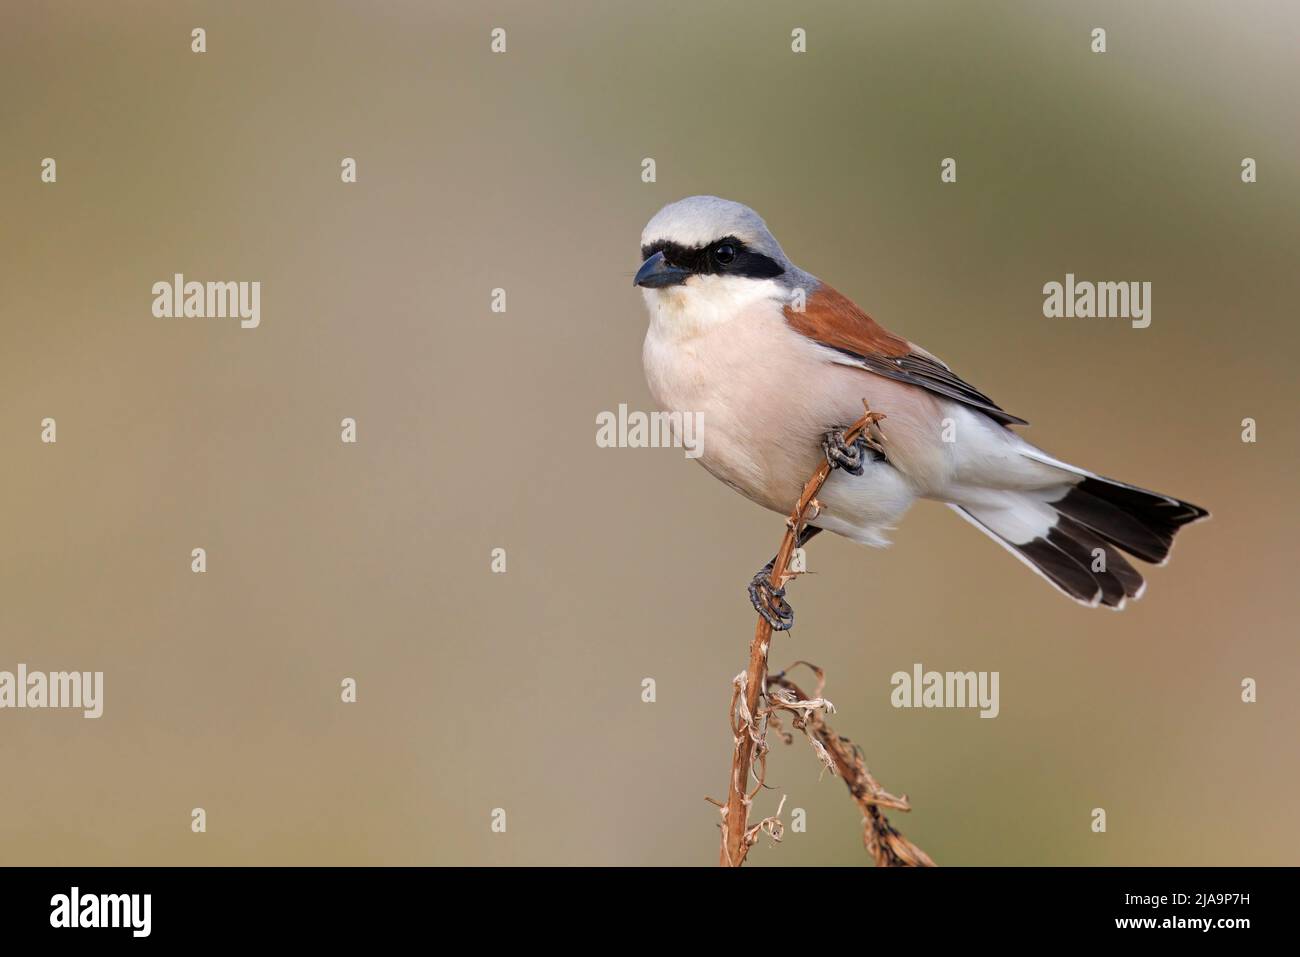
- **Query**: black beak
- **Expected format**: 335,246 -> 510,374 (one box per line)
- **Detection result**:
634,251 -> 691,288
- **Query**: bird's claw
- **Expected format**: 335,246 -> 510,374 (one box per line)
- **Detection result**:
823,428 -> 869,476
749,565 -> 794,631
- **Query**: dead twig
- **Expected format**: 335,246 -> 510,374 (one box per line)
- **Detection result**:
717,400 -> 924,866
769,663 -> 934,868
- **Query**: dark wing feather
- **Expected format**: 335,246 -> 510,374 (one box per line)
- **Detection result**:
847,351 -> 1028,427
783,283 -> 1028,427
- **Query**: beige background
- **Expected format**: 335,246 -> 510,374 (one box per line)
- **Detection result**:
1,1 -> 1296,866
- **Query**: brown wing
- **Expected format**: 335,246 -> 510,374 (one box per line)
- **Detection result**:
783,284 -> 1028,427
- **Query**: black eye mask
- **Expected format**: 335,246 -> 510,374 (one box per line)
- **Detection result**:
639,237 -> 785,280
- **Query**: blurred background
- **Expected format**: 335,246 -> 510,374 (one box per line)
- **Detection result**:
1,0 -> 1297,866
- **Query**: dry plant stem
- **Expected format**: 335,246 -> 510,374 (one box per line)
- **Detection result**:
769,668 -> 935,868
719,402 -> 884,867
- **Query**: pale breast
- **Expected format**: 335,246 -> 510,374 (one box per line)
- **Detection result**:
646,300 -> 864,505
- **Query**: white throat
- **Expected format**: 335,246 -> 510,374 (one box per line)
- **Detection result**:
641,274 -> 787,341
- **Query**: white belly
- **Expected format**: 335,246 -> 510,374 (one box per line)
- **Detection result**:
641,295 -> 919,545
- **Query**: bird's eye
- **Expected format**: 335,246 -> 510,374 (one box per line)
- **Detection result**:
714,243 -> 736,266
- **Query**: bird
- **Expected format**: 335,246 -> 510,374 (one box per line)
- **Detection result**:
634,195 -> 1208,627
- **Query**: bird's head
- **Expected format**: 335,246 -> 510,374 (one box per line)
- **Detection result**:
635,196 -> 799,332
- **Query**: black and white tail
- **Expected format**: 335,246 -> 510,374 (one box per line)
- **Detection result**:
951,450 -> 1208,609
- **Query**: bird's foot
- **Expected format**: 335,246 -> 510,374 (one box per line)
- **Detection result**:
823,420 -> 888,474
748,563 -> 794,631
822,428 -> 869,476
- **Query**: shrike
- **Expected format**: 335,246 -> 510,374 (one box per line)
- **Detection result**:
634,196 -> 1207,628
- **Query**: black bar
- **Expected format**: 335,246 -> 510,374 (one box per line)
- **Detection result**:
0,866 -> 1279,942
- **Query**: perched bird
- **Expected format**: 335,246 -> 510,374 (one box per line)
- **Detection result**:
634,196 -> 1207,626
